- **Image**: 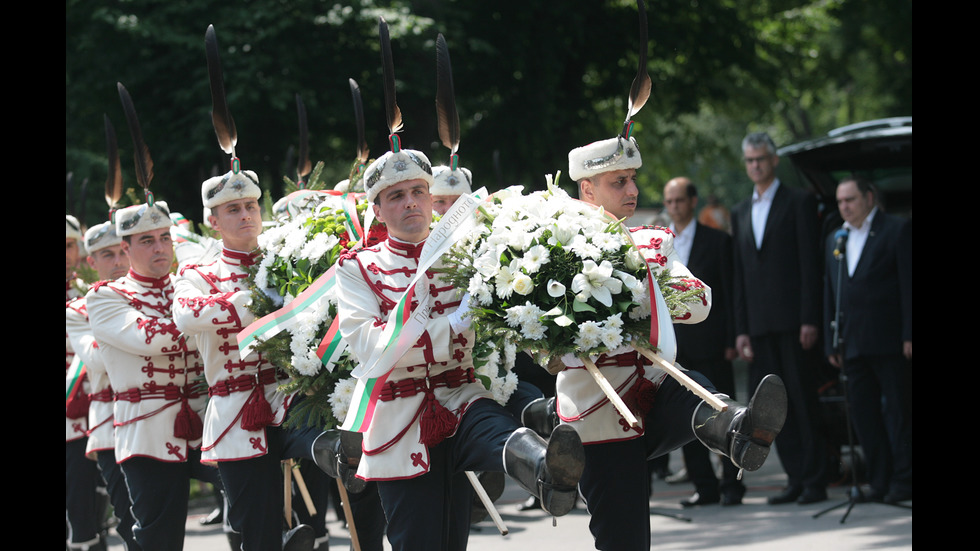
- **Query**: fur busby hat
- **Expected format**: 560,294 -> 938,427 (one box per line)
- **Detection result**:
201,169 -> 261,209
84,221 -> 123,253
568,137 -> 643,181
430,165 -> 472,196
66,215 -> 83,242
364,148 -> 433,203
115,201 -> 173,237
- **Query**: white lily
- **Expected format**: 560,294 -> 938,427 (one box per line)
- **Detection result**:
572,259 -> 623,307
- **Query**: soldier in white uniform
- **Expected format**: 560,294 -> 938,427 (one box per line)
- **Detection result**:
173,169 -> 381,551
518,135 -> 789,551
67,221 -> 136,550
335,145 -> 585,551
66,215 -> 105,551
86,200 -> 222,551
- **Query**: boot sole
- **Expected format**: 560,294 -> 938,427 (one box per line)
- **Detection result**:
542,424 -> 585,516
738,375 -> 788,471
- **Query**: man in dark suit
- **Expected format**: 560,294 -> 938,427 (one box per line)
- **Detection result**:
824,177 -> 912,504
732,132 -> 828,505
664,177 -> 745,507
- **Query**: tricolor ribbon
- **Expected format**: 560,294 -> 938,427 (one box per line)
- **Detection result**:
66,355 -> 87,402
341,189 -> 487,432
237,263 -> 338,360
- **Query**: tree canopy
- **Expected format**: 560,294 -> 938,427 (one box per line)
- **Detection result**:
67,0 -> 911,227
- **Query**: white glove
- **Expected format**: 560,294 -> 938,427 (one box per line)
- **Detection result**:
448,293 -> 472,333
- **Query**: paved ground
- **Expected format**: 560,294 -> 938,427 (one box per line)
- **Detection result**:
104,360 -> 913,550
105,445 -> 912,550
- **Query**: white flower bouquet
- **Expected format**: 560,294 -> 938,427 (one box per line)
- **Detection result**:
247,192 -> 374,429
246,191 -> 518,428
443,179 -> 706,366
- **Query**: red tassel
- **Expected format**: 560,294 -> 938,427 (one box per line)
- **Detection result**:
65,392 -> 91,420
622,375 -> 657,419
419,394 -> 457,446
174,401 -> 204,440
240,386 -> 274,431
634,376 -> 657,416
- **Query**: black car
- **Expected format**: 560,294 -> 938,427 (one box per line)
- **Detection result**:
779,116 -> 912,237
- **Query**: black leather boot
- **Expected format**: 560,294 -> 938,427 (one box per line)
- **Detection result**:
692,374 -> 787,471
312,430 -> 367,493
521,396 -> 558,438
503,424 -> 584,517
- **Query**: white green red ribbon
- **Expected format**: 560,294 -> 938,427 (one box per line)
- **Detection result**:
66,355 -> 87,402
237,263 -> 338,360
342,189 -> 487,432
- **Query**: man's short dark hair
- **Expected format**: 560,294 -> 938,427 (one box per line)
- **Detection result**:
841,176 -> 876,197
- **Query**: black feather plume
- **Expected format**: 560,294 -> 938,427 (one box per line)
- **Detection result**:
103,114 -> 123,212
435,34 -> 460,158
379,17 -> 403,136
622,0 -> 652,138
206,24 -> 238,157
295,93 -> 311,184
117,82 -> 154,195
349,78 -> 369,165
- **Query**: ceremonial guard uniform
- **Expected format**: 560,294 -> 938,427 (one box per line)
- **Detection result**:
66,215 -> 104,551
538,134 -> 788,551
336,142 -> 584,551
174,169 -> 381,551
66,221 -> 139,550
87,201 -> 221,551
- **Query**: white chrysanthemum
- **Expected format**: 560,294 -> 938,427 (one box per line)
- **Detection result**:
574,320 -> 603,350
490,371 -> 519,405
592,231 -> 623,253
568,234 -> 602,261
522,321 -> 547,340
300,232 -> 340,262
329,377 -> 358,423
515,302 -> 545,326
503,303 -> 525,328
571,259 -> 623,307
292,350 -> 322,377
521,244 -> 550,274
468,274 -> 494,306
599,313 -> 625,349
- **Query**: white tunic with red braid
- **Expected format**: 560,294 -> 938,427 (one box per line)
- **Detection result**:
66,294 -> 116,457
66,281 -> 90,443
173,248 -> 291,463
336,237 -> 491,481
86,270 -> 207,463
556,226 -> 712,444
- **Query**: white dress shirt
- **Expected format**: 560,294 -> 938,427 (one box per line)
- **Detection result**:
751,179 -> 780,249
843,207 -> 878,277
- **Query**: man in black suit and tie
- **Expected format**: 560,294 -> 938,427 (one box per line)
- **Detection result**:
731,132 -> 828,505
825,177 -> 912,504
664,177 -> 746,507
